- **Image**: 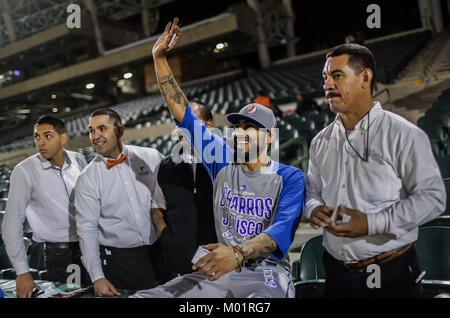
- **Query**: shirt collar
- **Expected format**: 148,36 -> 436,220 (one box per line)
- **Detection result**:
98,143 -> 128,164
39,150 -> 72,170
335,101 -> 382,131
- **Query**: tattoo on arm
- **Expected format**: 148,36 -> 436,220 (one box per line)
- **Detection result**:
238,233 -> 278,260
158,74 -> 187,108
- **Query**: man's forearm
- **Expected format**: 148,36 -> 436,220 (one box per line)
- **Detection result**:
151,208 -> 167,237
154,57 -> 188,123
237,233 -> 278,260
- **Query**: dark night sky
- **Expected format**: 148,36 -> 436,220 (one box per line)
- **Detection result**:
148,0 -> 422,44
123,0 -> 422,60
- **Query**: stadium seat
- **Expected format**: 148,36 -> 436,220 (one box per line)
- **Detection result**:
415,226 -> 450,281
0,211 -> 4,232
292,235 -> 325,298
292,235 -> 326,282
27,242 -> 47,280
0,198 -> 7,211
437,156 -> 450,179
422,179 -> 450,227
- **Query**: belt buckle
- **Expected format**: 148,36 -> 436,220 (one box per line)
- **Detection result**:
344,261 -> 366,273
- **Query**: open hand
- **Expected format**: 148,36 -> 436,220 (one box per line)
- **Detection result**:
152,17 -> 181,59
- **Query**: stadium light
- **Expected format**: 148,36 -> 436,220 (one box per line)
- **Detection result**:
52,107 -> 58,113
51,94 -> 57,99
86,83 -> 95,89
214,42 -> 229,53
123,72 -> 133,79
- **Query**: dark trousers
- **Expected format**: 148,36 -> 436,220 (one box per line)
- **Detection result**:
323,246 -> 423,298
45,242 -> 91,287
99,245 -> 158,291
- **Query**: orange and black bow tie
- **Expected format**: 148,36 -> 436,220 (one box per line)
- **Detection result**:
107,154 -> 127,169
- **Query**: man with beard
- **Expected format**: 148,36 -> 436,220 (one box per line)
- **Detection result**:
131,17 -> 305,298
74,108 -> 166,296
2,115 -> 89,297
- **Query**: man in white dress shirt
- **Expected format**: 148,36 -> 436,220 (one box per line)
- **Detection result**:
2,115 -> 89,298
74,108 -> 165,296
305,43 -> 446,297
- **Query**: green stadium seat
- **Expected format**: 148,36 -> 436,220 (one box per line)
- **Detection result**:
0,198 -> 7,211
292,235 -> 326,282
437,156 -> 450,179
292,235 -> 325,298
415,226 -> 450,281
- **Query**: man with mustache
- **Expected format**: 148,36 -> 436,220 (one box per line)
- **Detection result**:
131,17 -> 305,298
305,43 -> 446,297
2,115 -> 89,297
74,108 -> 166,296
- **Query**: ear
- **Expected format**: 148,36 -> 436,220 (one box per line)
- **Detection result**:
361,68 -> 373,90
117,125 -> 125,139
60,132 -> 68,146
205,120 -> 213,129
267,129 -> 276,145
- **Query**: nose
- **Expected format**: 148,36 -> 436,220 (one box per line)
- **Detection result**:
323,76 -> 335,92
233,127 -> 246,138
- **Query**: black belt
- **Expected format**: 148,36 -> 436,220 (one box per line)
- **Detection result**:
45,242 -> 80,250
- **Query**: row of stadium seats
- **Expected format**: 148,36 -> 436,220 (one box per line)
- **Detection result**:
292,226 -> 450,298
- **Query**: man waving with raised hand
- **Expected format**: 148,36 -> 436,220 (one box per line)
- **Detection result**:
131,18 -> 305,299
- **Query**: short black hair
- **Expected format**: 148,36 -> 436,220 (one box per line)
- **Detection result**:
190,99 -> 213,122
35,115 -> 66,134
326,43 -> 376,93
90,108 -> 123,127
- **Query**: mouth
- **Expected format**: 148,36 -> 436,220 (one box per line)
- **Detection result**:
39,149 -> 48,154
93,140 -> 106,147
235,137 -> 249,149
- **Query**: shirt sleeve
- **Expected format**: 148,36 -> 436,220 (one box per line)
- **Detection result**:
367,129 -> 447,238
74,172 -> 105,282
264,166 -> 305,260
150,153 -> 166,210
304,138 -> 325,219
1,166 -> 31,275
175,103 -> 233,181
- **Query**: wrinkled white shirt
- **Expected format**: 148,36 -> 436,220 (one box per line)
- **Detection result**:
2,150 -> 87,275
305,102 -> 446,262
74,145 -> 165,282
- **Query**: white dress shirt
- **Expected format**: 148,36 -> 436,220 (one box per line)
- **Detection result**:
1,150 -> 87,275
305,102 -> 446,262
74,144 -> 165,282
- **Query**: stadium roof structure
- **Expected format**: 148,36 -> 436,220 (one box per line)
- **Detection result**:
0,0 -> 175,48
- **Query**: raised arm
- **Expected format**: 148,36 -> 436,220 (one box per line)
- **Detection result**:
152,17 -> 186,123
